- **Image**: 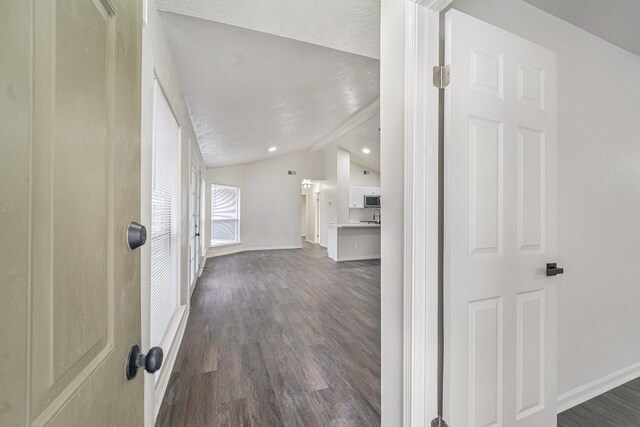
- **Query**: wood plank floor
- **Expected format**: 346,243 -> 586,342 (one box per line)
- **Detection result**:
156,241 -> 381,427
558,377 -> 640,426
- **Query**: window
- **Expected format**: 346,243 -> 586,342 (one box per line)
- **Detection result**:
211,184 -> 240,246
150,79 -> 180,349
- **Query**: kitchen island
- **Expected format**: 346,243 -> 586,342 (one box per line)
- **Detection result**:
326,223 -> 381,261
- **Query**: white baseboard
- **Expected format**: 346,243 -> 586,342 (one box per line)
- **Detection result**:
152,305 -> 189,421
557,361 -> 640,413
333,255 -> 381,262
206,245 -> 302,258
198,256 -> 206,278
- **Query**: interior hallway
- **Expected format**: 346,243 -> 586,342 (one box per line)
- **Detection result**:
156,241 -> 381,426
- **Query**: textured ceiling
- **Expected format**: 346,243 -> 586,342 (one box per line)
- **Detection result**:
522,0 -> 640,57
335,114 -> 380,172
160,12 -> 380,168
156,0 -> 380,59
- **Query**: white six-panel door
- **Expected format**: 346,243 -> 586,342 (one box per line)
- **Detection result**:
444,10 -> 558,427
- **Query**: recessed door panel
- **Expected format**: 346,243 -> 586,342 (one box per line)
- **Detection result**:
517,127 -> 546,253
517,62 -> 546,110
517,290 -> 546,419
468,298 -> 503,427
52,0 -> 110,380
469,44 -> 504,98
469,117 -> 504,256
31,0 -> 114,417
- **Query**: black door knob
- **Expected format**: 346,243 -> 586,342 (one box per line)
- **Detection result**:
127,221 -> 147,250
145,347 -> 163,373
546,263 -> 564,277
126,345 -> 163,380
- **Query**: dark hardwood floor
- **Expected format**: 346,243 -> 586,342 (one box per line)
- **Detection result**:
558,377 -> 640,426
156,241 -> 381,427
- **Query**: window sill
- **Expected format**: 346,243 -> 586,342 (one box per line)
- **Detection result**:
210,241 -> 242,248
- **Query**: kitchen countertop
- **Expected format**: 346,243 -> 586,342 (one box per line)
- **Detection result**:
327,223 -> 381,228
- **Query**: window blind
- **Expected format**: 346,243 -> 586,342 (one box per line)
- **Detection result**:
150,81 -> 179,349
211,184 -> 240,246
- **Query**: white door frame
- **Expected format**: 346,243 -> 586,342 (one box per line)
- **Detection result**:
316,191 -> 322,245
189,163 -> 202,292
403,0 -> 453,425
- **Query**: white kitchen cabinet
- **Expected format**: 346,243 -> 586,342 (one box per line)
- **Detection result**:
349,186 -> 365,208
365,187 -> 380,196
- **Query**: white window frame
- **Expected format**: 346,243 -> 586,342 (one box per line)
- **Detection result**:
210,184 -> 241,247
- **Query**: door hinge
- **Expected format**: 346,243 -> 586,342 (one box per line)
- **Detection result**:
433,65 -> 450,89
431,416 -> 449,427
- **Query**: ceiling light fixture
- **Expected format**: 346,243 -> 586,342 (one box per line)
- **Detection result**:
362,148 -> 371,154
268,147 -> 277,152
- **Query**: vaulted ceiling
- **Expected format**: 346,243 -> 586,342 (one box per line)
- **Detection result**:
156,0 -> 380,59
157,0 -> 380,168
335,114 -> 380,172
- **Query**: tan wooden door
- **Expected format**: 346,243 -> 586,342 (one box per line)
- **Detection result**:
1,0 -> 143,425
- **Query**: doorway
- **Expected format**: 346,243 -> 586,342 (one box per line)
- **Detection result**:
316,192 -> 322,244
190,165 -> 202,292
301,193 -> 307,239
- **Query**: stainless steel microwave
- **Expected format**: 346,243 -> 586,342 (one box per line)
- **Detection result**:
364,195 -> 381,208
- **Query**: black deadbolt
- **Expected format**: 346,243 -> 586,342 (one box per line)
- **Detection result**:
127,221 -> 147,250
546,263 -> 564,277
126,345 -> 163,380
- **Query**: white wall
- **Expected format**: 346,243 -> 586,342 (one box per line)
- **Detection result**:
319,147 -> 351,245
140,1 -> 206,424
448,0 -> 640,403
300,194 -> 307,237
337,149 -> 351,224
350,208 -> 380,223
206,150 -> 324,256
320,147 -> 338,247
350,160 -> 381,186
380,0 -> 405,422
